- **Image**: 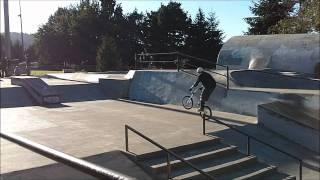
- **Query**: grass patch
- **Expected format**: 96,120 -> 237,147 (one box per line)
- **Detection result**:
31,70 -> 62,76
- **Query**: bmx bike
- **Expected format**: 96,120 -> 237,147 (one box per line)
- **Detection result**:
182,87 -> 212,119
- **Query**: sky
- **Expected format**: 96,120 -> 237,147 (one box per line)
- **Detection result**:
1,0 -> 254,40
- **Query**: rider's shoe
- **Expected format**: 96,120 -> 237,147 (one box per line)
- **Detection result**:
197,107 -> 204,112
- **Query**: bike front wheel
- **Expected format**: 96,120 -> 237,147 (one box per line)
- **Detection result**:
200,106 -> 212,119
182,96 -> 193,109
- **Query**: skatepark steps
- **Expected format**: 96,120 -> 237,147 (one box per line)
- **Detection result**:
11,76 -> 60,105
135,139 -> 295,180
258,102 -> 320,153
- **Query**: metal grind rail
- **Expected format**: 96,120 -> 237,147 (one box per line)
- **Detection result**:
201,116 -> 303,180
0,132 -> 134,180
135,52 -> 230,90
125,124 -> 215,179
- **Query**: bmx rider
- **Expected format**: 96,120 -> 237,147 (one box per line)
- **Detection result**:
189,67 -> 216,111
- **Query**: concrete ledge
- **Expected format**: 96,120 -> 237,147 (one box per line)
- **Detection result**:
11,76 -> 61,105
99,78 -> 130,99
260,102 -> 319,130
63,69 -> 75,73
258,104 -> 320,153
231,70 -> 320,90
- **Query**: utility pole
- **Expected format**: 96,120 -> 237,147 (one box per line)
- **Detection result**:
4,0 -> 12,60
18,0 -> 29,75
18,0 -> 25,59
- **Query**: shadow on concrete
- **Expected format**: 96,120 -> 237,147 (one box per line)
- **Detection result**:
117,99 -> 251,126
43,103 -> 71,108
0,150 -> 152,180
205,121 -> 320,174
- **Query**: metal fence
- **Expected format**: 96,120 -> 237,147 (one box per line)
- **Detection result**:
135,52 -> 230,90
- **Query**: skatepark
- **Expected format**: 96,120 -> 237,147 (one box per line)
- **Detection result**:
1,34 -> 319,179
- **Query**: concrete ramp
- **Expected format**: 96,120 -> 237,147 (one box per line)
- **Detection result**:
11,76 -> 61,105
217,34 -> 320,75
128,70 -> 227,105
258,101 -> 320,152
231,69 -> 320,89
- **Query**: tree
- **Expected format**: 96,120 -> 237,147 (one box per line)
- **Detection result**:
244,0 -> 295,35
126,9 -> 145,67
11,40 -> 23,59
270,0 -> 320,33
69,0 -> 102,66
143,2 -> 190,52
34,7 -> 74,65
96,35 -> 121,71
0,34 -> 4,59
25,44 -> 39,62
185,9 -> 224,67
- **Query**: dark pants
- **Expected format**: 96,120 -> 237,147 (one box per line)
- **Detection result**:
200,87 -> 214,109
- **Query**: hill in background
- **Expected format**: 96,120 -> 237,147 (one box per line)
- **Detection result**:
1,32 -> 35,48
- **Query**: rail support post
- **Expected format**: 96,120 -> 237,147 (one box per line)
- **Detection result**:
176,55 -> 180,72
166,153 -> 171,179
226,66 -> 229,90
202,116 -> 206,135
247,136 -> 250,155
125,126 -> 129,152
134,53 -> 137,70
299,160 -> 302,180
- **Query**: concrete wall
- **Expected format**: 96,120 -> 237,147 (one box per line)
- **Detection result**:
231,70 -> 320,89
128,70 -> 284,116
217,34 -> 320,74
128,70 -> 319,118
11,77 -> 60,105
99,79 -> 130,99
258,106 -> 320,152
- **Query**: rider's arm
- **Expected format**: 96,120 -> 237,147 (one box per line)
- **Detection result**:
190,76 -> 200,90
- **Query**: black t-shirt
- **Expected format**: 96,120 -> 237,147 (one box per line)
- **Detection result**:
193,72 -> 216,89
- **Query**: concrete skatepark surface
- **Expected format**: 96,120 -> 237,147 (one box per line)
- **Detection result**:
0,68 -> 319,179
0,75 -> 319,179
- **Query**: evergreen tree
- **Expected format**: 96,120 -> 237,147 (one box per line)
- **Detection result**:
185,10 -> 224,67
270,0 -> 320,33
96,35 -> 121,71
126,9 -> 145,67
69,0 -> 102,66
11,40 -> 23,59
143,2 -> 190,52
244,0 -> 295,35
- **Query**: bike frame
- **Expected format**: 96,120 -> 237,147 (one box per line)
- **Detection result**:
189,86 -> 203,103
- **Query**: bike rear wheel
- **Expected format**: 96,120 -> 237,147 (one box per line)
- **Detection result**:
182,96 -> 193,109
200,106 -> 212,119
